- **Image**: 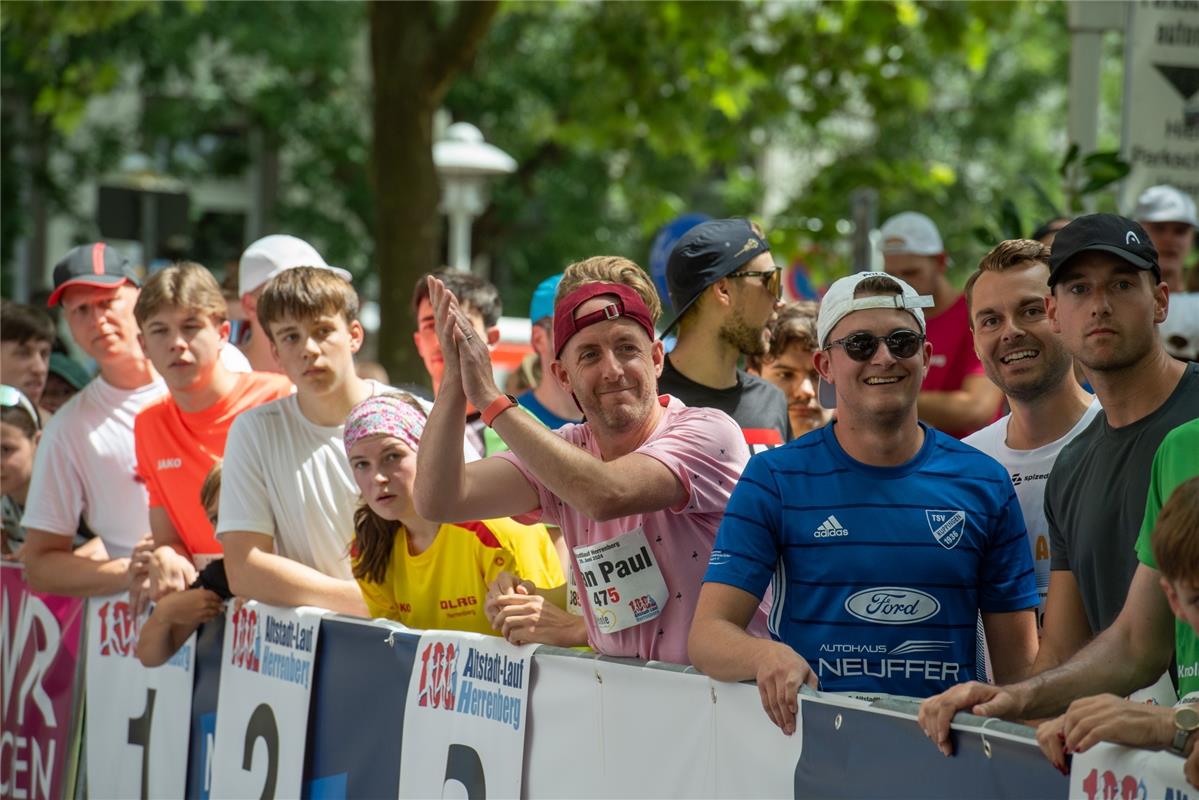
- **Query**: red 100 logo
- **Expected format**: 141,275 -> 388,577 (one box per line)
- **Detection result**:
417,642 -> 458,710
230,606 -> 261,672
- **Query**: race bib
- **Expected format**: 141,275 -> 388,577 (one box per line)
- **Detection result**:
573,528 -> 668,634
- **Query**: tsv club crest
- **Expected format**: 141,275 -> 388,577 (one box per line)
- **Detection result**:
926,510 -> 966,550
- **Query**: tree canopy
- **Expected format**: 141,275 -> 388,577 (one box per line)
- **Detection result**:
3,0 -> 1095,382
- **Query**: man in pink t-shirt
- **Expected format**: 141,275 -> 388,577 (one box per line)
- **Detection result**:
880,212 -> 1003,437
413,256 -> 763,664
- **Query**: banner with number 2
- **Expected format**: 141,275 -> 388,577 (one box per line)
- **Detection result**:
209,602 -> 327,800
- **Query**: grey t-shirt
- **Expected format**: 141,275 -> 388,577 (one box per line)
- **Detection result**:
657,355 -> 791,453
1046,361 -> 1199,633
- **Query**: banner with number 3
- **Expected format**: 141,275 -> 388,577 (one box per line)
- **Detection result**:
85,593 -> 196,800
210,602 -> 327,800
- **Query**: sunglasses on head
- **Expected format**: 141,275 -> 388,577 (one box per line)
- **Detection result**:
0,385 -> 41,431
824,329 -> 925,362
728,267 -> 783,301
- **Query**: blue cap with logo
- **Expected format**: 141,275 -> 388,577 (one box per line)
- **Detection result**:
529,273 -> 563,324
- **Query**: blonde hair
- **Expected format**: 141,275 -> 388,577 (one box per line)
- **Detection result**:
555,256 -> 662,325
134,262 -> 227,327
200,460 -> 222,517
257,267 -> 358,342
964,239 -> 1051,325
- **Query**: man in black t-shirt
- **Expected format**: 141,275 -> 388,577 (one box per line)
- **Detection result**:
919,213 -> 1199,756
659,218 -> 790,452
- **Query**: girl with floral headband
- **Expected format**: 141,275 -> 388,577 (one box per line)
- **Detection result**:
344,392 -> 564,635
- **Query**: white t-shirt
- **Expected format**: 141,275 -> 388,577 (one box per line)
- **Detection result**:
21,376 -> 168,556
215,384 -> 479,580
964,398 -> 1102,627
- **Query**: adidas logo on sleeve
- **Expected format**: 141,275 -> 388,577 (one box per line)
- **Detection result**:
813,515 -> 850,538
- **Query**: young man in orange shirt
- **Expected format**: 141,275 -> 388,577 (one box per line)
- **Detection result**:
133,263 -> 291,598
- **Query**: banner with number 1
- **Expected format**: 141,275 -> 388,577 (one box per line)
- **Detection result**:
85,593 -> 196,800
209,602 -> 326,800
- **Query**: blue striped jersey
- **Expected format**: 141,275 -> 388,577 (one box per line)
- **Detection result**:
704,422 -> 1037,698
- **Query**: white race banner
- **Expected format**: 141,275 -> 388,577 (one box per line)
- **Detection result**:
209,602 -> 326,800
85,594 -> 196,800
1120,0 -> 1199,208
1069,741 -> 1190,800
399,632 -> 534,799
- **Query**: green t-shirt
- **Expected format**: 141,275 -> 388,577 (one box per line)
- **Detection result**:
1134,418 -> 1199,699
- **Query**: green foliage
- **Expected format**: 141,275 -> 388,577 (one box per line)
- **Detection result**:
450,0 -> 1074,308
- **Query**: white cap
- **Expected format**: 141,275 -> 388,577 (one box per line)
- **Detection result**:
238,234 -> 352,296
878,211 -> 944,256
1134,185 -> 1198,227
815,271 -> 934,409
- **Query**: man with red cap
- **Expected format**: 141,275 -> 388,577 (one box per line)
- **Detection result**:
414,255 -> 765,663
22,243 -> 168,600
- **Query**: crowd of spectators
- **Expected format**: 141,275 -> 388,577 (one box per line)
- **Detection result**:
2,183 -> 1197,777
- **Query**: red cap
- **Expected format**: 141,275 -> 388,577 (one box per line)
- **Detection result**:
553,282 -> 657,359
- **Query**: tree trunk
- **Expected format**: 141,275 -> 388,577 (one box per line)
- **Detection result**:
369,0 -> 498,386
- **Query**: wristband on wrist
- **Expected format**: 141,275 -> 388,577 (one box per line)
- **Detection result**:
481,394 -> 518,427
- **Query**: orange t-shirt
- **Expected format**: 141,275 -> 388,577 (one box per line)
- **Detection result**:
134,372 -> 292,556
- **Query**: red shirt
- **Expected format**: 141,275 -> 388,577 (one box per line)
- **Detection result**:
134,372 -> 292,555
922,293 -> 992,438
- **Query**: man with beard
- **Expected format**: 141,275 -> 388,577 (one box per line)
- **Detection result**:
880,212 -> 1004,438
414,256 -> 765,663
918,214 -> 1199,757
962,239 -> 1100,634
657,218 -> 791,452
690,272 -> 1037,734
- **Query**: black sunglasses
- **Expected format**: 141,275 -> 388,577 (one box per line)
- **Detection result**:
824,329 -> 925,362
727,268 -> 782,301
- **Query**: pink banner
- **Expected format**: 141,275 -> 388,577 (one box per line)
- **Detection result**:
1,563 -> 84,800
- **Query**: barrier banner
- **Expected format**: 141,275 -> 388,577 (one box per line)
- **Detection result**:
85,593 -> 195,800
1069,742 -> 1190,800
523,653 -> 604,797
303,617 -> 417,798
0,564 -> 84,800
210,602 -> 325,800
186,614 -> 225,800
711,680 -> 800,799
399,632 -> 534,799
595,660 -> 715,798
795,694 -> 1067,798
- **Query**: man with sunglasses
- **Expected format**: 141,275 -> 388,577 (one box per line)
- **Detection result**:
880,212 -> 1003,438
658,218 -> 791,452
690,271 -> 1037,735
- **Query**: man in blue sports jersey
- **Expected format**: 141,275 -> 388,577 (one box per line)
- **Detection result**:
688,271 -> 1038,735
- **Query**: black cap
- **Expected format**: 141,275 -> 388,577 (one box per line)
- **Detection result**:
661,218 -> 770,332
1047,214 -> 1160,287
47,242 -> 140,307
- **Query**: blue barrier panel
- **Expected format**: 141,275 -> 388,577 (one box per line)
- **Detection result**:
795,696 -> 1067,798
300,618 -> 419,799
187,614 -> 225,800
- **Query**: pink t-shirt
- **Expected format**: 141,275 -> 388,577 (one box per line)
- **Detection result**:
923,293 -> 993,437
497,395 -> 761,664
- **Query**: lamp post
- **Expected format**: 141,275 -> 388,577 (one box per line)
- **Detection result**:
432,121 -> 516,273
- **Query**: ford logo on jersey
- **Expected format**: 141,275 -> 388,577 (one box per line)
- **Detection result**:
844,587 -> 941,625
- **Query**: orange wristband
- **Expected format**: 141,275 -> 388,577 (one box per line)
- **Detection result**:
481,394 -> 518,427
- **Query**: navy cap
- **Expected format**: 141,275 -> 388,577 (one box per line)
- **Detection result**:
661,218 -> 770,332
1047,214 -> 1160,287
47,242 -> 140,307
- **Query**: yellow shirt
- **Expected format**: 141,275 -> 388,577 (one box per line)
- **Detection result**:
356,517 -> 564,636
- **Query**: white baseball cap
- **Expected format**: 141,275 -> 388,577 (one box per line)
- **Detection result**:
238,234 -> 352,296
1134,185 -> 1198,228
815,271 -> 934,409
878,212 -> 944,256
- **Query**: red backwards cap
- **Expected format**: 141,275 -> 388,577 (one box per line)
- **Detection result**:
552,282 -> 657,359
